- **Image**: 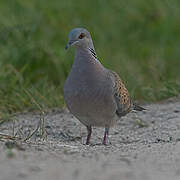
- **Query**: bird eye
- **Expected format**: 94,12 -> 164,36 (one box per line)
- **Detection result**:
79,33 -> 85,39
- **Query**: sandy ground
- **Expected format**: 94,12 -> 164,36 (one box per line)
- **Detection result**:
0,99 -> 180,180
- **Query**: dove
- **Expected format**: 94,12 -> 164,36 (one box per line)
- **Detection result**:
64,28 -> 145,145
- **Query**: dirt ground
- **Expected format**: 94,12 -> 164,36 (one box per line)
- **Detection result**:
0,99 -> 180,180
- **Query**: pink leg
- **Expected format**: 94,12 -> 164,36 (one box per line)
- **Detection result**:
86,126 -> 92,145
103,127 -> 109,145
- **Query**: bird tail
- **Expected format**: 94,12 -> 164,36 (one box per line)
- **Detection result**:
133,103 -> 146,111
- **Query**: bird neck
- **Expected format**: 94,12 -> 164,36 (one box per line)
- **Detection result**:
72,47 -> 102,72
74,47 -> 98,62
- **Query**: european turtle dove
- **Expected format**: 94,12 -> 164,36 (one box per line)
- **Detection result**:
64,28 -> 145,145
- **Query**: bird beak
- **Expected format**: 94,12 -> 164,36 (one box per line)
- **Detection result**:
65,40 -> 78,50
65,43 -> 69,50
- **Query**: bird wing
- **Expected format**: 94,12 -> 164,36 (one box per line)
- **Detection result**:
108,70 -> 132,117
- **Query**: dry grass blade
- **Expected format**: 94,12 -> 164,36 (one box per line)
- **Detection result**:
23,119 -> 41,142
23,89 -> 47,141
0,132 -> 21,141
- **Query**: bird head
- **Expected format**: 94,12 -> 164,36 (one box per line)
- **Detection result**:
65,28 -> 94,50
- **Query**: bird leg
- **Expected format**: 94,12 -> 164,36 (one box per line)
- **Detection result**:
86,126 -> 92,145
103,127 -> 109,145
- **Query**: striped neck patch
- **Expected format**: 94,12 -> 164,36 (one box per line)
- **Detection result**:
89,48 -> 98,59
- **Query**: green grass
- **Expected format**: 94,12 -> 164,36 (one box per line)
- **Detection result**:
0,0 -> 180,115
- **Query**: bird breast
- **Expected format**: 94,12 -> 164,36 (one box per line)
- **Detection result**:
64,65 -> 116,121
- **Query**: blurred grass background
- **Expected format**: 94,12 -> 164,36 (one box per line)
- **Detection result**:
0,0 -> 180,115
